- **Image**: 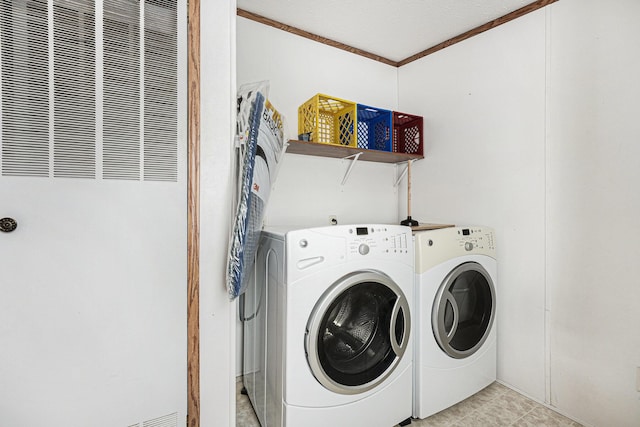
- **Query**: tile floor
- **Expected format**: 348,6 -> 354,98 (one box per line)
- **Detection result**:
236,377 -> 584,427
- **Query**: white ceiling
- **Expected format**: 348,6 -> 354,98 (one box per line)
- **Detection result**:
236,0 -> 535,63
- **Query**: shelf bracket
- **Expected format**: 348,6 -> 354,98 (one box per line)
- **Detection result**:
394,160 -> 411,188
340,152 -> 363,186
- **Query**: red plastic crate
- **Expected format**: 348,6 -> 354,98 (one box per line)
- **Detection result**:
393,111 -> 424,156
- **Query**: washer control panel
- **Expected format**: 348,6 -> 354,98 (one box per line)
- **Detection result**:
282,224 -> 414,279
344,225 -> 411,257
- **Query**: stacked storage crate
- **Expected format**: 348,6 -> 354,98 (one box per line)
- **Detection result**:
356,104 -> 392,152
392,111 -> 424,156
298,93 -> 423,156
298,94 -> 357,147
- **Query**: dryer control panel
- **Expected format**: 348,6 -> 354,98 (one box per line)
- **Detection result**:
414,226 -> 496,274
456,227 -> 495,252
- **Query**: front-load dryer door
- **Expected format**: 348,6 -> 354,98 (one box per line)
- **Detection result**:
305,270 -> 411,395
432,262 -> 495,359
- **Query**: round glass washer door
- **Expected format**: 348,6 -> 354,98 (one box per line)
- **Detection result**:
305,270 -> 411,395
432,262 -> 495,359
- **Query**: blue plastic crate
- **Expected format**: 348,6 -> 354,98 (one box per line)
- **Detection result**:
356,104 -> 392,151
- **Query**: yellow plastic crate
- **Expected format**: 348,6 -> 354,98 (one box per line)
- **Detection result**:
298,94 -> 357,147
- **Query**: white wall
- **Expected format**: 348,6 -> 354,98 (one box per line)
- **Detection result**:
547,1 -> 640,426
200,1 -> 236,426
398,9 -> 548,403
400,1 -> 640,426
236,17 -> 400,229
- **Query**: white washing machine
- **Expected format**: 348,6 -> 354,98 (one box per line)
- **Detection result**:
243,224 -> 414,427
413,226 -> 497,419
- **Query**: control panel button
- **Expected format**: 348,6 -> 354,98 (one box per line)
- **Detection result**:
358,244 -> 370,255
465,242 -> 474,251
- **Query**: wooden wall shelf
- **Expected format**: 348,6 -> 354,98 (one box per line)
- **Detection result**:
286,140 -> 423,164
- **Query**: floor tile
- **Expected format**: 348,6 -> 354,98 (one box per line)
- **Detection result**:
235,378 -> 584,427
236,378 -> 261,427
487,389 -> 538,418
413,407 -> 459,426
511,405 -> 578,427
452,408 -> 517,427
457,383 -> 506,412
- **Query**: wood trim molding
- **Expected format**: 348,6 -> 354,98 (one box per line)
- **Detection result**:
397,0 -> 559,66
236,8 -> 399,67
187,0 -> 200,425
237,0 -> 558,68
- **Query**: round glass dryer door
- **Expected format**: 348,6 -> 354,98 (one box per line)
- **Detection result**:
305,270 -> 411,395
432,262 -> 495,359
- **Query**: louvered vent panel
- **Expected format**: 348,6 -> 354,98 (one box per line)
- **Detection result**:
1,0 -> 180,182
142,412 -> 177,427
103,0 -> 140,180
0,1 -> 49,177
143,0 -> 177,182
53,0 -> 95,178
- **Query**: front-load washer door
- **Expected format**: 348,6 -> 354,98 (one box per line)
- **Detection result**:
432,261 -> 495,359
305,270 -> 411,395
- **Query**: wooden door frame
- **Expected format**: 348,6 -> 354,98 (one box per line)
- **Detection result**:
187,0 -> 200,425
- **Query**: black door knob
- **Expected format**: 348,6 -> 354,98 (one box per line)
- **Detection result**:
0,217 -> 17,232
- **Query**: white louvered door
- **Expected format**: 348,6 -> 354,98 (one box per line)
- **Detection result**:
0,1 -> 186,426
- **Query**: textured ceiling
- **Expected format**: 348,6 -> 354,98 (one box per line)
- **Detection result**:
236,0 -> 536,62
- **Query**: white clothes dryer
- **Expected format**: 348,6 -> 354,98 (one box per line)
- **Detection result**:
244,224 -> 414,427
413,226 -> 497,419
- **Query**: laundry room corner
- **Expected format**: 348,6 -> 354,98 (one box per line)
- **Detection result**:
229,1 -> 640,426
397,7 -> 548,404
